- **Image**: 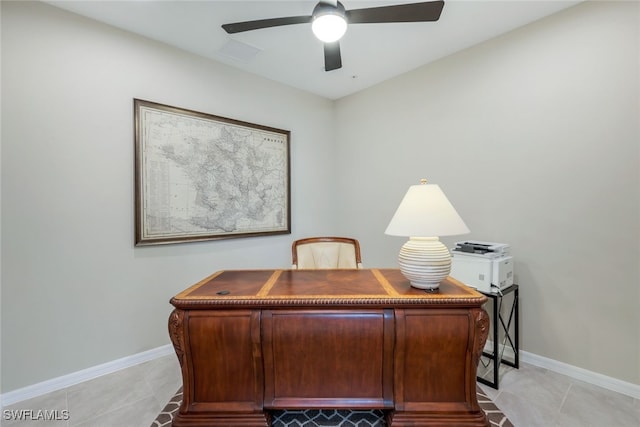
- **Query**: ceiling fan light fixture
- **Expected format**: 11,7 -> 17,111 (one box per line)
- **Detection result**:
311,1 -> 347,43
312,14 -> 347,42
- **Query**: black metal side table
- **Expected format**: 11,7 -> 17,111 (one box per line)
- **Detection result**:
477,284 -> 519,389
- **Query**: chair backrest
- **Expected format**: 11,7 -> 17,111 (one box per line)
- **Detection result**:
292,237 -> 363,269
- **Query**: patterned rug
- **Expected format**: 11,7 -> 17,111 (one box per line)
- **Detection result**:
151,387 -> 513,427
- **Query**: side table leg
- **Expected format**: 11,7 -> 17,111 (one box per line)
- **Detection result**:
492,295 -> 499,388
514,288 -> 519,368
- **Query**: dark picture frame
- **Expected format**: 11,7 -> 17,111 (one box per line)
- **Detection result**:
134,99 -> 290,246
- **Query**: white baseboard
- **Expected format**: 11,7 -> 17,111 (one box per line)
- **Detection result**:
483,340 -> 640,399
0,344 -> 174,407
2,344 -> 639,407
520,350 -> 640,400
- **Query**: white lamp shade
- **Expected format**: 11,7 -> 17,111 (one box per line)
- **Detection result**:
385,182 -> 470,237
312,14 -> 347,43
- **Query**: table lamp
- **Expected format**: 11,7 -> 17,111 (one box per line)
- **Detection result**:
385,179 -> 470,291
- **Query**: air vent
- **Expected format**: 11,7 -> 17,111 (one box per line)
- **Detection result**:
218,39 -> 261,62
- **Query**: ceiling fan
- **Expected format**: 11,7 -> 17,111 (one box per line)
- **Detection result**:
222,1 -> 445,72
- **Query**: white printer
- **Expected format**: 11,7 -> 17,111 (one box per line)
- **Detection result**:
450,241 -> 514,293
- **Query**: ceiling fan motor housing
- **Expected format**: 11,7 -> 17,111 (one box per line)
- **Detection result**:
312,1 -> 347,20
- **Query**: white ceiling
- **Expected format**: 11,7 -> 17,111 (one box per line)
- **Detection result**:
45,0 -> 582,100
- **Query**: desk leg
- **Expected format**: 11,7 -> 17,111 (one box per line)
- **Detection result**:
168,309 -> 270,427
388,308 -> 489,427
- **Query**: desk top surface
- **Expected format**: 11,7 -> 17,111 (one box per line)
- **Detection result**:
171,269 -> 486,309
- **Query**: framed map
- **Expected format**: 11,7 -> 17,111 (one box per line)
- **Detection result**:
134,99 -> 290,246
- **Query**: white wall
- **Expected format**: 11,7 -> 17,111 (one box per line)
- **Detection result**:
334,1 -> 639,385
1,1 -> 336,392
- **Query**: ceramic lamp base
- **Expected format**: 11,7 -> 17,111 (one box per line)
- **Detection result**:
397,237 -> 452,290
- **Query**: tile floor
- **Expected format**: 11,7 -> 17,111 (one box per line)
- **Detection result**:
2,354 -> 639,427
477,362 -> 640,427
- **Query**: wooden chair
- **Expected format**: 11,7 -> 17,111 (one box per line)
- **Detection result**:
291,237 -> 363,269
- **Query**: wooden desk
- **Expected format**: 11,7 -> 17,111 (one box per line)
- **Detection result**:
169,269 -> 489,426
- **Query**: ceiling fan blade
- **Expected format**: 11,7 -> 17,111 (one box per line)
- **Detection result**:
346,1 -> 444,24
222,15 -> 312,34
324,42 -> 342,71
